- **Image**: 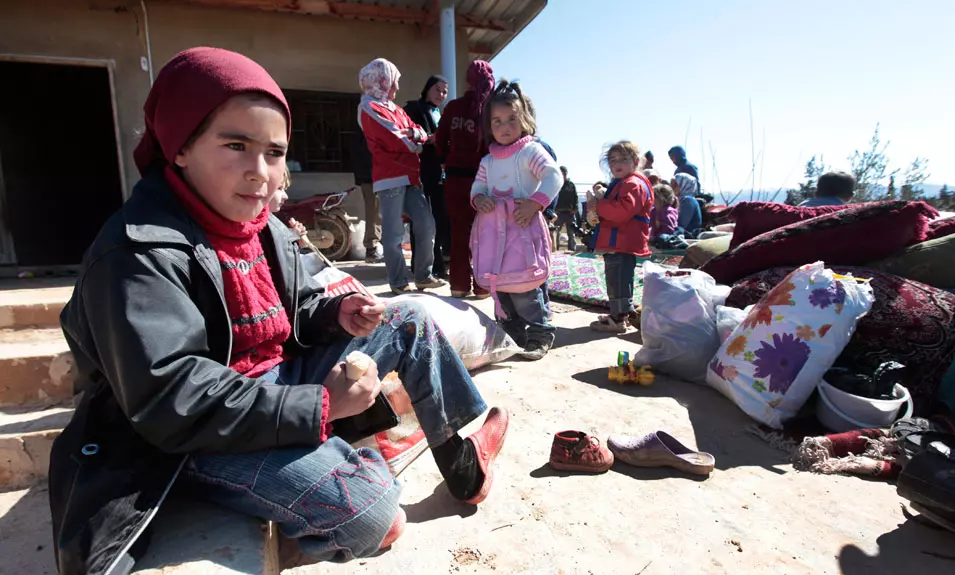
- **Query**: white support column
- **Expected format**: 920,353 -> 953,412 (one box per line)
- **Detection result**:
440,2 -> 457,101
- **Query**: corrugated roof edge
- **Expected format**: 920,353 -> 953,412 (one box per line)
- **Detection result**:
487,0 -> 547,61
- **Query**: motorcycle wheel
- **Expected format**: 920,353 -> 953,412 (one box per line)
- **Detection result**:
310,215 -> 351,261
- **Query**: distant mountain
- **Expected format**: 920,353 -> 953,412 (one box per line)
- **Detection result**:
573,183 -> 950,205
916,183 -> 949,198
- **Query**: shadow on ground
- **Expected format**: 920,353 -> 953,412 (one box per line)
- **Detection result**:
529,462 -> 708,483
838,514 -> 955,573
0,276 -> 75,292
571,366 -> 788,473
0,485 -> 57,574
402,483 -> 477,524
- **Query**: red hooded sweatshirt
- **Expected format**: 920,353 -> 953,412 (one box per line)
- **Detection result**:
434,91 -> 488,177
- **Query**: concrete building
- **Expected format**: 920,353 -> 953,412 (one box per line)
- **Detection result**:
0,0 -> 545,269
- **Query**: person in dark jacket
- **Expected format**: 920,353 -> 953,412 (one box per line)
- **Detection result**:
49,47 -> 509,575
350,129 -> 383,262
667,145 -> 700,181
553,166 -> 580,251
404,75 -> 450,278
434,61 -> 494,298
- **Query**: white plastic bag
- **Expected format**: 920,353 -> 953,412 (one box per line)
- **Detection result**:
391,293 -> 521,370
716,305 -> 749,344
706,262 -> 875,429
633,262 -> 730,383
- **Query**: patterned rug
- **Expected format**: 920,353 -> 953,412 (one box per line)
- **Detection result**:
547,253 -> 647,308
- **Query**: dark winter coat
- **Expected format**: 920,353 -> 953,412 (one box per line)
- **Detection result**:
404,99 -> 443,185
50,170 -> 348,575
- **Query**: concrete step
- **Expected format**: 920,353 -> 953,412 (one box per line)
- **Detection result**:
1,485 -> 279,574
0,405 -> 73,490
0,281 -> 73,329
133,499 -> 280,574
0,328 -> 75,407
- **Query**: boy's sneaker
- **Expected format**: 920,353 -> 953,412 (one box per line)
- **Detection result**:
520,340 -> 552,361
416,276 -> 447,290
391,284 -> 415,296
549,431 -> 614,473
451,290 -> 471,298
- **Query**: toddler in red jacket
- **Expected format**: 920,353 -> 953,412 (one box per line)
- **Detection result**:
589,141 -> 654,334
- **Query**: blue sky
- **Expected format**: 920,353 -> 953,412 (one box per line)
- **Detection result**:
490,0 -> 955,200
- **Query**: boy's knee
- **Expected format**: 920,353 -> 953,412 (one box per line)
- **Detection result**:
339,484 -> 402,558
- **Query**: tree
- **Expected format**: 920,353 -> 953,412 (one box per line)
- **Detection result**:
900,157 -> 930,201
849,124 -> 897,202
886,175 -> 896,201
786,155 -> 825,205
939,184 -> 952,210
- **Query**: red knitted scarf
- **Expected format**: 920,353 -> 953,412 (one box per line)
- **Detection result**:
165,167 -> 291,378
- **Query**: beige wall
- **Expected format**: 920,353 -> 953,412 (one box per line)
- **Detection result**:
0,0 -> 472,211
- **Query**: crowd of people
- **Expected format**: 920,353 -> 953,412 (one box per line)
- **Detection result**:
45,46 -> 726,574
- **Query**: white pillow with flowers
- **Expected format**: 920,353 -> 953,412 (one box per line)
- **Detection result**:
706,261 -> 875,428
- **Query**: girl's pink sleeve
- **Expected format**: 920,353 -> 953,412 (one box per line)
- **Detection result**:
526,144 -> 563,208
470,156 -> 490,208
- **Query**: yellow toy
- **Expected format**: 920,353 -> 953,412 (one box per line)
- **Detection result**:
608,362 -> 655,386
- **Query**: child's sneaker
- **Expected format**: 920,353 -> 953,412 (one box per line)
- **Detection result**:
590,314 -> 628,333
628,307 -> 641,328
549,431 -> 614,473
520,340 -> 552,361
416,276 -> 447,290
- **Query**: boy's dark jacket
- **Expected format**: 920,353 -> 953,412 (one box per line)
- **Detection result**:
50,170 -> 349,575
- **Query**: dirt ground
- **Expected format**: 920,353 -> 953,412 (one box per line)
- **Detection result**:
2,260 -> 953,575
294,262 -> 955,575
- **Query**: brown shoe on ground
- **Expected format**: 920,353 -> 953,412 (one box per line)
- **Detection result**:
549,430 -> 614,473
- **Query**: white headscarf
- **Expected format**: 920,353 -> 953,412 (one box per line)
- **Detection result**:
674,173 -> 699,197
359,58 -> 400,101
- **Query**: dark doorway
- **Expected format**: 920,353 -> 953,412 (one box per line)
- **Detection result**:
0,61 -> 123,267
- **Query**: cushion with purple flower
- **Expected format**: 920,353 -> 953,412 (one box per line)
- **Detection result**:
706,262 -> 875,428
727,265 -> 955,412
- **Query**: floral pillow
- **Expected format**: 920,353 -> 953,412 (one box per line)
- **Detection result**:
727,266 -> 955,412
706,262 -> 875,428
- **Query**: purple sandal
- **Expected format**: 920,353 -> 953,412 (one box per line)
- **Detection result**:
608,431 -> 715,476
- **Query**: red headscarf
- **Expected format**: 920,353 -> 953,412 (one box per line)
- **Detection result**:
133,47 -> 290,175
466,60 -> 495,119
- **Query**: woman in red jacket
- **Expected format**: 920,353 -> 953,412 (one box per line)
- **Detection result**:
358,58 -> 447,295
434,60 -> 495,298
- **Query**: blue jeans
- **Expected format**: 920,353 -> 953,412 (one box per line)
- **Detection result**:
181,300 -> 488,563
498,287 -> 556,347
378,185 -> 435,289
604,252 -> 638,318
